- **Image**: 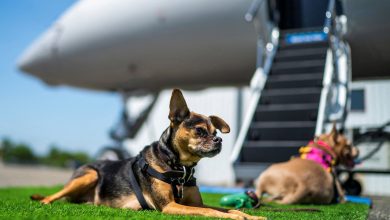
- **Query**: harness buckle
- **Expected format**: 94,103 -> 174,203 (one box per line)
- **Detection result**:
177,178 -> 185,185
172,166 -> 188,199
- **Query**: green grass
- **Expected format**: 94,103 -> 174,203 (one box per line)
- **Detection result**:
0,186 -> 368,219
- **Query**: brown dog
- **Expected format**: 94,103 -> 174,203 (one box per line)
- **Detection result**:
255,125 -> 358,204
31,89 -> 265,220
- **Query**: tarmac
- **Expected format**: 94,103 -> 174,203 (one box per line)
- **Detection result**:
368,196 -> 390,220
0,162 -> 72,187
0,162 -> 388,219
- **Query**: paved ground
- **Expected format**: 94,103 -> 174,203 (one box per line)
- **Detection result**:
368,196 -> 390,220
0,162 -> 73,187
0,162 -> 389,219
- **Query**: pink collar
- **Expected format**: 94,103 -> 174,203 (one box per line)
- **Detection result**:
312,140 -> 336,156
300,140 -> 336,172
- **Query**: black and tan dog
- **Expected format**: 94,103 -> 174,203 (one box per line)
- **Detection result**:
31,89 -> 265,220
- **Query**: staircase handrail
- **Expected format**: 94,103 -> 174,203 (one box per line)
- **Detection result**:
316,0 -> 351,135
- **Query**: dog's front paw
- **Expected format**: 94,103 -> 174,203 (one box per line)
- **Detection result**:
242,215 -> 267,220
230,215 -> 246,220
40,198 -> 52,205
250,216 -> 267,220
228,210 -> 267,220
231,215 -> 266,220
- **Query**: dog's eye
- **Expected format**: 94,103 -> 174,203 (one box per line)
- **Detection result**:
196,127 -> 207,137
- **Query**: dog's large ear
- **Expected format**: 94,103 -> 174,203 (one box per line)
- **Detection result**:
329,122 -> 339,143
209,116 -> 230,133
169,89 -> 190,124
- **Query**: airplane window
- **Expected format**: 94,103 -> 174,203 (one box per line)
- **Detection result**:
351,89 -> 365,112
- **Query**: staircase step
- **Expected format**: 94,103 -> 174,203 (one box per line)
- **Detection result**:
272,60 -> 325,71
247,121 -> 316,141
271,65 -> 324,75
243,140 -> 308,148
254,103 -> 318,121
275,48 -> 327,62
240,146 -> 300,163
250,121 -> 316,128
268,73 -> 323,81
265,73 -> 323,89
270,67 -> 326,75
257,103 -> 318,111
260,88 -> 322,105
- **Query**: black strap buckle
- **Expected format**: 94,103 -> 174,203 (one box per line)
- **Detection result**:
177,177 -> 185,185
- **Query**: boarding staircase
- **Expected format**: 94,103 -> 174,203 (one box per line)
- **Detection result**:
233,30 -> 330,181
233,0 -> 350,183
245,31 -> 328,160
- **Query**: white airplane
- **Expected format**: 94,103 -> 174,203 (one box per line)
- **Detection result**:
17,0 -> 266,92
17,0 -> 390,151
17,0 -> 390,91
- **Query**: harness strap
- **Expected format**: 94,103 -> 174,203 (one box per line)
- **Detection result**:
137,155 -> 196,198
128,158 -> 152,210
311,140 -> 337,158
300,140 -> 336,172
128,154 -> 196,210
137,156 -> 188,183
330,170 -> 340,203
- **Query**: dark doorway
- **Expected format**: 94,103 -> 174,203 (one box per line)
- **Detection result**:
275,0 -> 328,30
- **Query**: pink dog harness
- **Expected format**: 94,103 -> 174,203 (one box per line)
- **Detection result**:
299,140 -> 336,172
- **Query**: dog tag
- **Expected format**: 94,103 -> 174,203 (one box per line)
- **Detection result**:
177,184 -> 184,198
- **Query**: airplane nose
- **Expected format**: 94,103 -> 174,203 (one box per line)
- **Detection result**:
17,26 -> 60,77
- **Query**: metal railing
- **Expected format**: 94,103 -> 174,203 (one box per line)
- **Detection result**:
230,0 -> 279,162
323,0 -> 336,34
316,0 -> 351,135
245,0 -> 264,23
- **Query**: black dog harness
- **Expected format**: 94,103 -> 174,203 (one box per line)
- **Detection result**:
128,153 -> 196,210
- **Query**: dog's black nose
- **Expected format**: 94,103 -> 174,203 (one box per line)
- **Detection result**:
213,136 -> 222,143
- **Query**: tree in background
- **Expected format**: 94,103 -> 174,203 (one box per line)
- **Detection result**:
0,138 -> 91,168
0,138 -> 37,164
41,145 -> 90,168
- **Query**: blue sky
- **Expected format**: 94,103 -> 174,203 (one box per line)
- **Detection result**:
0,0 -> 121,156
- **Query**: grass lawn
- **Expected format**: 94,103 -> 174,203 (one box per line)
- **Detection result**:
0,186 -> 369,219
